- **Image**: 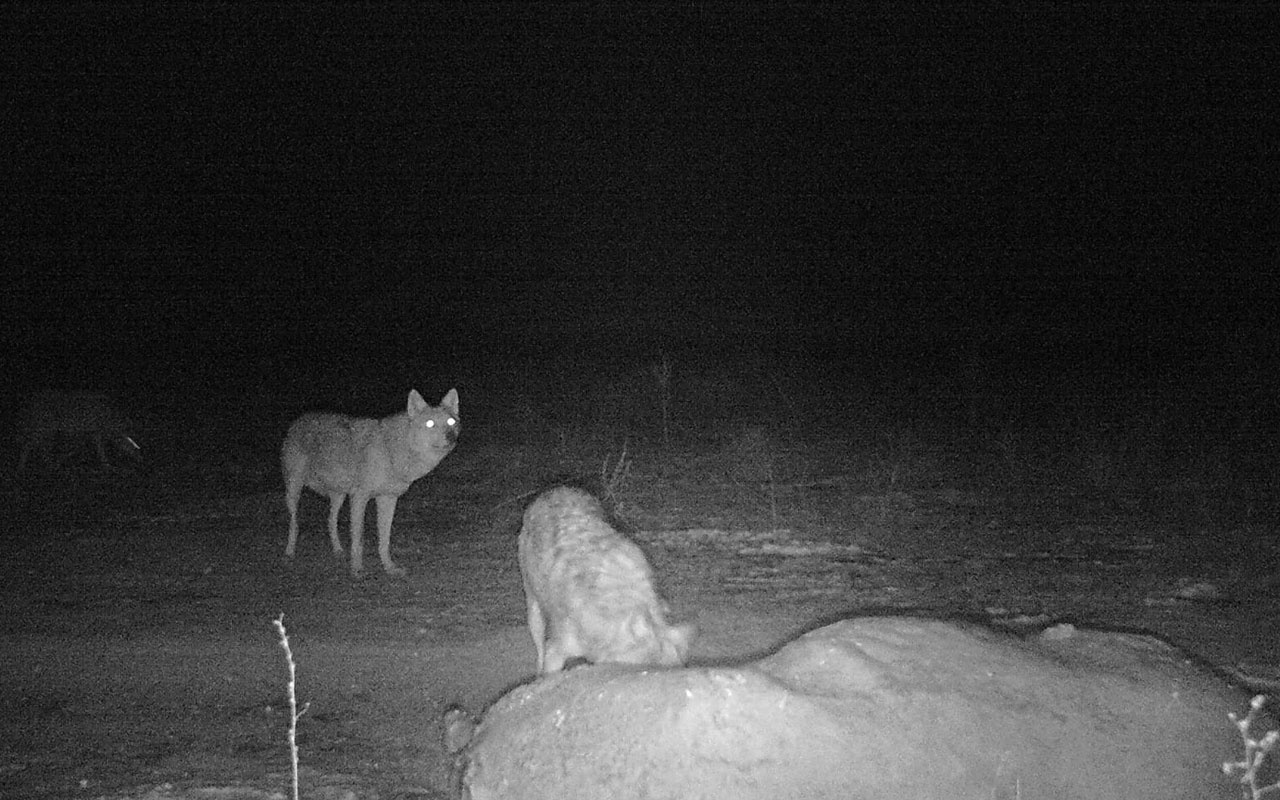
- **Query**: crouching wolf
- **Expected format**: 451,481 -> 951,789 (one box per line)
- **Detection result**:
281,388 -> 459,577
518,486 -> 695,674
16,390 -> 141,474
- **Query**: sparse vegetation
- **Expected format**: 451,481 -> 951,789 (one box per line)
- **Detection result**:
599,442 -> 633,513
651,352 -> 673,447
1225,695 -> 1280,799
272,615 -> 308,800
2,356 -> 1276,798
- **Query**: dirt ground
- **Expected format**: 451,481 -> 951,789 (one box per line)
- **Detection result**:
2,438 -> 1278,800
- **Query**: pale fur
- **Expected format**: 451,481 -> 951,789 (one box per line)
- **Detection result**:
16,390 -> 140,473
518,486 -> 694,674
281,388 -> 459,577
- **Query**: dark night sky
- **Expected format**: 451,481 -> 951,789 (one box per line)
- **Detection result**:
3,3 -> 1276,408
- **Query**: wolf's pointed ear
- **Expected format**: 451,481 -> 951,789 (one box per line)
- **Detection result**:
407,389 -> 428,415
441,388 -> 459,415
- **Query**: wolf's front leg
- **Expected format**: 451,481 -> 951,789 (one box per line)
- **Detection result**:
375,494 -> 405,576
348,492 -> 372,577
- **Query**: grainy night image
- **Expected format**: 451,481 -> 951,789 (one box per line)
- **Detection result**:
3,4 -> 1278,798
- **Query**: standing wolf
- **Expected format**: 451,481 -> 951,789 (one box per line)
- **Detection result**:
15,390 -> 141,474
518,486 -> 695,674
281,388 -> 459,577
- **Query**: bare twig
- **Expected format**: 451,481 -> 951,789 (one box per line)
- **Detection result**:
651,353 -> 672,446
601,443 -> 632,511
273,614 -> 310,800
1224,694 -> 1280,799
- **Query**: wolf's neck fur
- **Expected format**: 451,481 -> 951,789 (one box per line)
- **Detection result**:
380,414 -> 446,483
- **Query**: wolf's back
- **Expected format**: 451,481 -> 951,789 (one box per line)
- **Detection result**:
519,486 -> 694,672
282,413 -> 364,460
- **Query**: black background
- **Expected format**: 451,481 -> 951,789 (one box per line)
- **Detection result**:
5,3 -> 1276,421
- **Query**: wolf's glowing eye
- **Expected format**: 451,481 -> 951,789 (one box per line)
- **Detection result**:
426,420 -> 436,428
447,418 -> 457,426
